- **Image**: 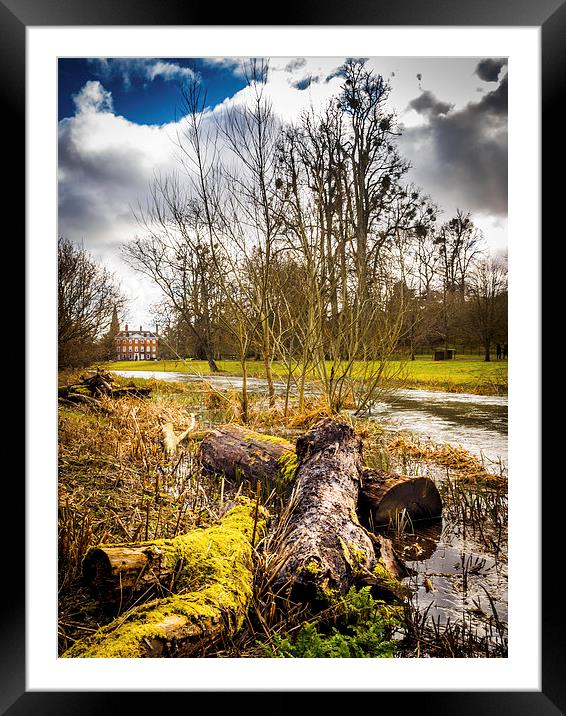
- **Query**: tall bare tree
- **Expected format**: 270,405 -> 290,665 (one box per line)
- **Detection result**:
216,59 -> 283,409
58,237 -> 125,368
123,177 -> 222,372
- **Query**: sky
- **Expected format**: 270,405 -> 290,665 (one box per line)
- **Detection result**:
58,56 -> 508,327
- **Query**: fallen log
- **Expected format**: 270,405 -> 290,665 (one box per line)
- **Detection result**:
199,424 -> 442,527
82,498 -> 263,606
64,499 -> 265,658
268,418 -> 376,603
200,424 -> 298,495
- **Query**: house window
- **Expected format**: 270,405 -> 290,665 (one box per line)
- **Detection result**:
129,347 -> 132,352
152,347 -> 156,353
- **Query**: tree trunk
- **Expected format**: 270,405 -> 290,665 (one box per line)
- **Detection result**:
240,355 -> 249,423
64,500 -> 265,657
199,424 -> 442,528
268,418 -> 376,604
206,351 -> 220,373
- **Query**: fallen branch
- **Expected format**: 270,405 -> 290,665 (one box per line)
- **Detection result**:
200,424 -> 442,527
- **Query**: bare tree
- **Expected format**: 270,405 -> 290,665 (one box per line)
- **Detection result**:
123,177 -> 222,372
433,210 -> 485,351
272,60 -> 437,413
465,255 -> 508,361
58,237 -> 126,368
216,59 -> 284,409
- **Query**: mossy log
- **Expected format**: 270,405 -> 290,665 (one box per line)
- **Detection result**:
200,424 -> 298,493
64,500 -> 265,658
269,418 -> 377,603
199,424 -> 442,527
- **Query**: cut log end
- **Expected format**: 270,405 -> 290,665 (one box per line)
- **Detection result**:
360,469 -> 442,528
82,545 -> 166,605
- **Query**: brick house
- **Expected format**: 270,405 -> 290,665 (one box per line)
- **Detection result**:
114,324 -> 159,361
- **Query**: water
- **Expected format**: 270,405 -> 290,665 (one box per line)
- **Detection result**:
368,388 -> 507,468
111,369 -> 316,395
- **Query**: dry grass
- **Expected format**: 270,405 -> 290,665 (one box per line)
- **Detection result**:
386,435 -> 506,485
57,387 -> 250,653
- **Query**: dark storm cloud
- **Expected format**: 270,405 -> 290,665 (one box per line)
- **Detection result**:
325,67 -> 344,82
475,58 -> 507,83
57,115 -> 167,248
400,75 -> 508,217
285,58 -> 307,73
408,90 -> 453,117
292,75 -> 320,90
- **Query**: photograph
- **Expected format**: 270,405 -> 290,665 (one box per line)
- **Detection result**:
56,55 -> 510,660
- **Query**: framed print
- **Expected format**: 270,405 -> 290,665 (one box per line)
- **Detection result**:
8,0 -> 557,712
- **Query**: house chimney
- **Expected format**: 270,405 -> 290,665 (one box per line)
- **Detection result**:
125,323 -> 129,333
140,325 -> 142,332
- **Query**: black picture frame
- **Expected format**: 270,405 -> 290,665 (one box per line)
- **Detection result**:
10,0 -> 555,712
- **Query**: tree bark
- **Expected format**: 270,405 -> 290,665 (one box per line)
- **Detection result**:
64,499 -> 265,657
268,418 -> 376,604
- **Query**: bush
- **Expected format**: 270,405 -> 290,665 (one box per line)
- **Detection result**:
260,587 -> 400,658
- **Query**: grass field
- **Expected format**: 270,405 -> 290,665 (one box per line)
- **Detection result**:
101,354 -> 507,395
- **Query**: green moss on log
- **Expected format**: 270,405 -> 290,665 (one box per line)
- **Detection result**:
277,450 -> 299,483
63,499 -> 266,658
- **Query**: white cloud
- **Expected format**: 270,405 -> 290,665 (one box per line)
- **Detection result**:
72,80 -> 114,114
89,58 -> 198,89
59,82 -> 185,323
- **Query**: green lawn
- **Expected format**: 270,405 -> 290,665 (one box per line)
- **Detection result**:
101,354 -> 507,395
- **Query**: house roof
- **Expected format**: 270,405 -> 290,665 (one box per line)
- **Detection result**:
116,331 -> 158,339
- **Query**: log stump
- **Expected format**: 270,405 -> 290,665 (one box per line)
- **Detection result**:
359,468 -> 442,528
